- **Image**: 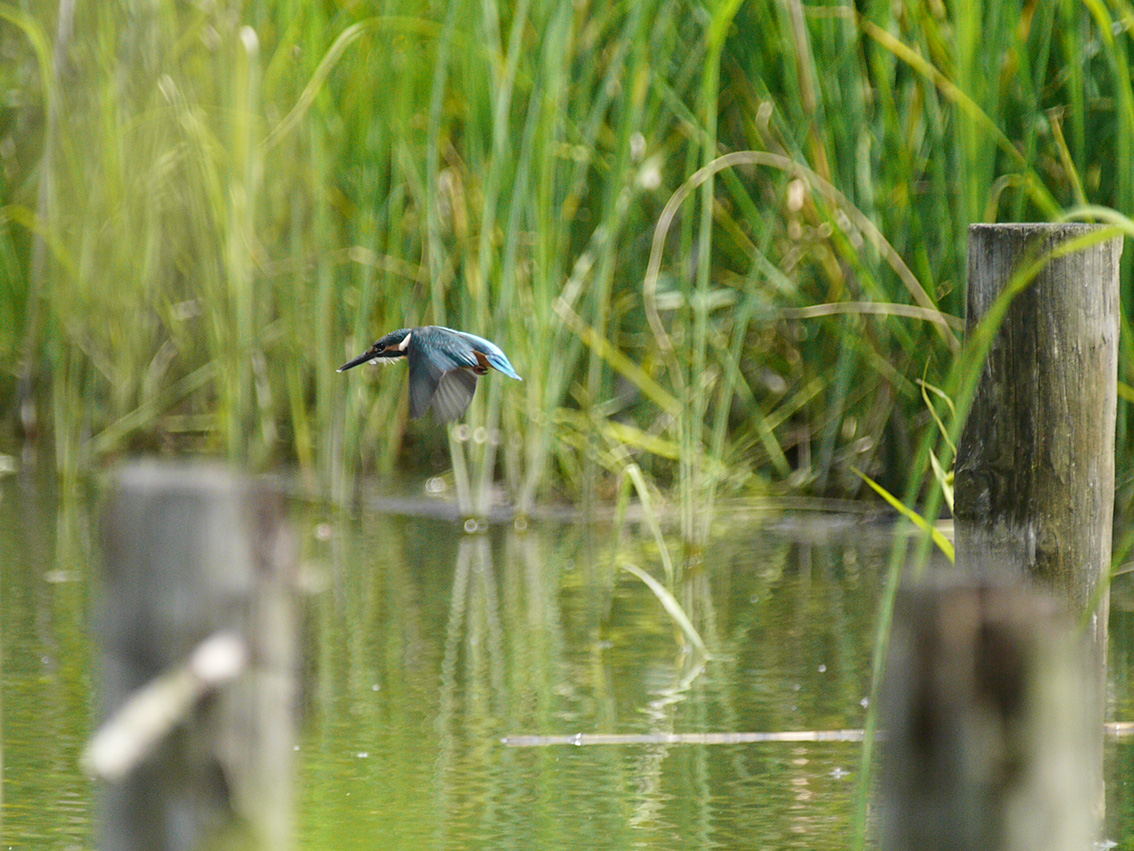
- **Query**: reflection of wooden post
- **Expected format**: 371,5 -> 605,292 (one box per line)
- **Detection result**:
881,583 -> 1093,851
89,462 -> 298,851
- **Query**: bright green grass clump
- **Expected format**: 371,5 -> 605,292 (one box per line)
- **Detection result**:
1,0 -> 1131,531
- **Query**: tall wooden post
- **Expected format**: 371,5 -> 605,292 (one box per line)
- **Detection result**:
882,223 -> 1121,851
954,223 -> 1121,646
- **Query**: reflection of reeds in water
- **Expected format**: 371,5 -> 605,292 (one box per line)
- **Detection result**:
6,481 -> 905,848
435,534 -> 505,848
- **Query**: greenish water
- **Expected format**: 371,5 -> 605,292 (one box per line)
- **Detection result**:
3,467 -> 1134,849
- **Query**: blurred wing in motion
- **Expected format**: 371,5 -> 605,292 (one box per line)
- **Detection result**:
408,347 -> 478,421
431,369 -> 478,423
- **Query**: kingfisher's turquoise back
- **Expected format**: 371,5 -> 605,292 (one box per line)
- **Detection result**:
447,329 -> 522,380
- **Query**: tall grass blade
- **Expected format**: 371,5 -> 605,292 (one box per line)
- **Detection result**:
625,462 -> 675,586
854,467 -> 954,563
619,561 -> 707,656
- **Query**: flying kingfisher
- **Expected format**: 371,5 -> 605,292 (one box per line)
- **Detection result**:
338,325 -> 522,423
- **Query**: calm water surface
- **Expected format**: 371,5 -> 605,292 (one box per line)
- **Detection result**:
3,466 -> 1134,849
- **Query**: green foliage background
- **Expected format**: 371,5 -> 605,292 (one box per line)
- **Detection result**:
1,0 -> 1130,522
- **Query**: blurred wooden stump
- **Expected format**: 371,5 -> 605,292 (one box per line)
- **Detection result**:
87,461 -> 298,851
881,582 -> 1094,851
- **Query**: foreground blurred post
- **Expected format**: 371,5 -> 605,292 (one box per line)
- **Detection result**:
87,462 -> 298,851
881,583 -> 1093,851
882,223 -> 1121,851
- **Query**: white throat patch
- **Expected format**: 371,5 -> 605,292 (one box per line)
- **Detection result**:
397,332 -> 412,352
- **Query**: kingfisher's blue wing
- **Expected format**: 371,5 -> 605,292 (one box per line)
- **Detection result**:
407,343 -> 478,421
406,351 -> 438,419
431,369 -> 478,422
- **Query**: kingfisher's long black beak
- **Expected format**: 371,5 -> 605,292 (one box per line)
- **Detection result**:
337,349 -> 380,372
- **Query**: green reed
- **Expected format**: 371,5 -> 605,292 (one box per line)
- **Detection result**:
2,0 -> 1133,535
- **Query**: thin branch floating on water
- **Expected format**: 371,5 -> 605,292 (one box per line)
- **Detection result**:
503,722 -> 1134,747
501,729 -> 866,747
